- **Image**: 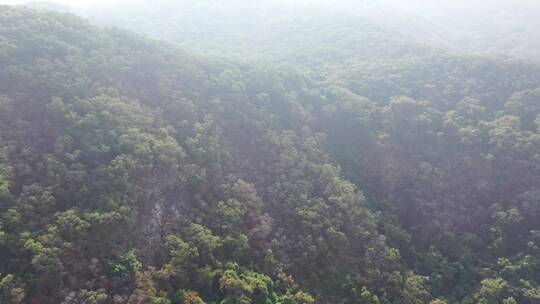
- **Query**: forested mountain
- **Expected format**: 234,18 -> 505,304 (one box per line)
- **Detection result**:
83,0 -> 540,64
378,0 -> 540,63
0,6 -> 431,304
85,0 -> 431,67
319,56 -> 540,303
1,2 -> 540,304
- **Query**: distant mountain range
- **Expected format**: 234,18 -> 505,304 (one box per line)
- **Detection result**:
12,0 -> 540,63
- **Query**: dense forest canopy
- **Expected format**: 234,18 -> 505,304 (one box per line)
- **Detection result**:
0,1 -> 539,304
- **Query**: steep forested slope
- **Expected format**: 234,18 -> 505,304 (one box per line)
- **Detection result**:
86,1 -> 540,302
314,55 -> 540,302
0,6 -> 431,304
1,3 -> 540,304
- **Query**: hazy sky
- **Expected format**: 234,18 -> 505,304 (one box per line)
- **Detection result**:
0,0 -> 105,5
0,0 -> 536,8
1,0 -> 537,14
0,0 -> 131,6
1,0 -> 86,4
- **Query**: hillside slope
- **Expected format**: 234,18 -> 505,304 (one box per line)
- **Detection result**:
1,4 -> 540,304
85,1 -> 540,302
0,6 -> 430,304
